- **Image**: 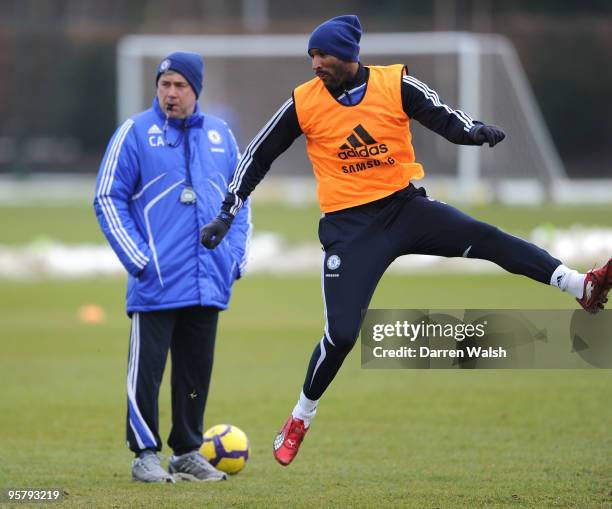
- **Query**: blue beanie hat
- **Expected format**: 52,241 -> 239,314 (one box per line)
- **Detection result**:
308,15 -> 362,62
156,51 -> 204,98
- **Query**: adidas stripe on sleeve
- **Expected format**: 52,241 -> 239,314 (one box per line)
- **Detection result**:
402,75 -> 479,145
222,97 -> 302,216
94,120 -> 151,276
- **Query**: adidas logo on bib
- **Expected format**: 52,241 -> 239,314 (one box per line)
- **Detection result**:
337,124 -> 388,160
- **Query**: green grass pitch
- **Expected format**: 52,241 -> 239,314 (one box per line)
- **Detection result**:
1,203 -> 611,508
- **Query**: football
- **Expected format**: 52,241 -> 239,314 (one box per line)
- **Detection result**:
201,424 -> 250,475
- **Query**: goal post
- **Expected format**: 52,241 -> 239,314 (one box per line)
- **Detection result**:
117,32 -> 566,203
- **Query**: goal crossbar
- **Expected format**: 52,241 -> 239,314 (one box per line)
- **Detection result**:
117,32 -> 566,198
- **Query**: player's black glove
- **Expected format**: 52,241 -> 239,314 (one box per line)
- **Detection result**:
200,211 -> 234,249
468,123 -> 506,147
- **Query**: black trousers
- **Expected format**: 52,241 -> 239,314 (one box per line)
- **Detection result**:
302,185 -> 562,400
126,306 -> 219,456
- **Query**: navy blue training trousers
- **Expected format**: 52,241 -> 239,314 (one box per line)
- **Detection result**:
303,185 -> 562,400
126,306 -> 218,456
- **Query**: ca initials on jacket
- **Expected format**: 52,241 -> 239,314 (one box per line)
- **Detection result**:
149,135 -> 164,147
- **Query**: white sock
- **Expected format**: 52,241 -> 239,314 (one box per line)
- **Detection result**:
550,264 -> 586,299
291,391 -> 318,428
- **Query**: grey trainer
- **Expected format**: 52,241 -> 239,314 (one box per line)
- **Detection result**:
132,451 -> 176,483
168,451 -> 227,482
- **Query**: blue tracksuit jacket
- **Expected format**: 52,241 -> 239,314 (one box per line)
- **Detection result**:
94,98 -> 251,314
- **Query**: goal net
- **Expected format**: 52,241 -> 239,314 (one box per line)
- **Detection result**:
117,32 -> 566,203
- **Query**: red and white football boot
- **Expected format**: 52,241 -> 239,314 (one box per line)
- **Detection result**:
272,415 -> 309,466
576,257 -> 612,314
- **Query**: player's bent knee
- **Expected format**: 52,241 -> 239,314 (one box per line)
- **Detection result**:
327,326 -> 359,353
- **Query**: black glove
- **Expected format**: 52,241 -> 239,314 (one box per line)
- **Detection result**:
468,123 -> 506,147
200,212 -> 234,249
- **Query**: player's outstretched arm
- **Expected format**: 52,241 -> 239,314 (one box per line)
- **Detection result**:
201,97 -> 303,250
402,74 -> 505,147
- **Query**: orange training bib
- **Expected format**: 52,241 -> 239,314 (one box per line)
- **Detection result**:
293,64 -> 424,213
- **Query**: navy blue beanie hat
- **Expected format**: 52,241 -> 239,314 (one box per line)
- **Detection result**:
156,51 -> 204,98
308,15 -> 362,62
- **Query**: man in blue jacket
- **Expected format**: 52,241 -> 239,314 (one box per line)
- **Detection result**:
94,51 -> 251,483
